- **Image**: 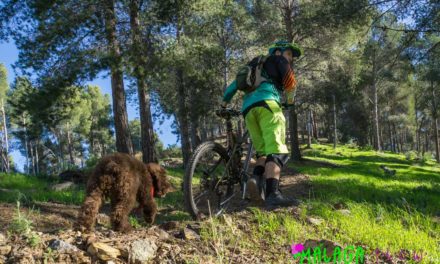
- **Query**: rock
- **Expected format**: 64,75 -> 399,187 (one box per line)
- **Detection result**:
155,229 -> 170,241
333,202 -> 346,210
337,209 -> 351,216
50,181 -> 76,191
379,165 -> 396,176
159,221 -> 179,231
306,217 -> 324,226
87,242 -> 121,261
0,245 -> 11,256
49,239 -> 79,253
181,228 -> 200,240
85,234 -> 97,245
0,233 -> 6,246
128,239 -> 158,264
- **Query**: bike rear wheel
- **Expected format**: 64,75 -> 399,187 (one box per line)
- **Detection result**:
184,141 -> 235,220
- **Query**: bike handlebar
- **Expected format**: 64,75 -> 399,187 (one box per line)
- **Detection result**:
215,108 -> 241,119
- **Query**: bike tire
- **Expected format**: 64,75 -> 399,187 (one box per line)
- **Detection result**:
184,141 -> 230,220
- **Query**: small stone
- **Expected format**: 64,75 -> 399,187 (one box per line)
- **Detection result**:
49,239 -> 79,253
306,217 -> 324,226
128,239 -> 158,264
50,181 -> 76,191
333,202 -> 346,210
159,221 -> 179,231
181,228 -> 200,240
0,233 -> 6,246
86,234 -> 97,245
0,245 -> 11,256
156,229 -> 170,241
87,242 -> 121,261
337,209 -> 351,216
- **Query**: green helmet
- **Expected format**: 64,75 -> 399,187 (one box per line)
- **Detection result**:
268,40 -> 302,57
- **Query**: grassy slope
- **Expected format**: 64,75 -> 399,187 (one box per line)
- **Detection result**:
292,144 -> 440,263
198,144 -> 440,263
0,174 -> 85,205
1,145 -> 439,263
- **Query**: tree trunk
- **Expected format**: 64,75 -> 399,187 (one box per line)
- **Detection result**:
30,141 -> 35,175
289,106 -> 301,161
67,126 -> 75,166
175,20 -> 192,166
372,63 -> 381,151
434,118 -> 440,163
35,142 -> 39,174
1,100 -> 9,172
307,110 -> 312,148
333,94 -> 337,149
23,114 -> 30,174
129,0 -> 157,163
312,110 -> 318,140
104,0 -> 133,155
430,80 -> 439,162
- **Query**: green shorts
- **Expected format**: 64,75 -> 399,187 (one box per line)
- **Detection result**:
244,100 -> 289,156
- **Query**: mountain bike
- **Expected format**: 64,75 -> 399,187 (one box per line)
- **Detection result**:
183,108 -> 258,220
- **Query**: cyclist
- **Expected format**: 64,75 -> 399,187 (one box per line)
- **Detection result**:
221,40 -> 302,207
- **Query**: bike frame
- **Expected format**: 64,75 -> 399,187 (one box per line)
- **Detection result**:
224,116 -> 254,200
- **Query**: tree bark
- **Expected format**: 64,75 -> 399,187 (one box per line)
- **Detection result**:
67,125 -> 75,166
333,94 -> 337,149
175,21 -> 191,166
35,142 -> 39,174
307,110 -> 312,148
434,118 -> 439,163
29,141 -> 35,175
372,60 -> 381,151
23,114 -> 30,174
1,99 -> 9,172
129,0 -> 157,163
104,0 -> 133,155
429,80 -> 439,162
289,106 -> 301,161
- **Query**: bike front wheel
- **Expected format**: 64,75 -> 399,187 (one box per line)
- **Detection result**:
184,141 -> 234,220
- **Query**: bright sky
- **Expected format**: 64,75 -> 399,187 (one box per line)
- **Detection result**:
0,40 -> 178,172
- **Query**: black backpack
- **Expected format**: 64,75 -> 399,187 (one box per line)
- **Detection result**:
235,55 -> 269,93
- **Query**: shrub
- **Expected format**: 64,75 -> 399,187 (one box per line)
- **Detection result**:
405,151 -> 418,161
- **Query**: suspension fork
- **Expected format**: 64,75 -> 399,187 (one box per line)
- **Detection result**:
242,132 -> 253,199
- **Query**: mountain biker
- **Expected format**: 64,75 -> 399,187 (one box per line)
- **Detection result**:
221,40 -> 302,207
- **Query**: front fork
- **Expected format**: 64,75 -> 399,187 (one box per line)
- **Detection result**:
241,141 -> 253,200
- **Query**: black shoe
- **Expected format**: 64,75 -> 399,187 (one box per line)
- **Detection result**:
265,190 -> 300,208
247,175 -> 265,202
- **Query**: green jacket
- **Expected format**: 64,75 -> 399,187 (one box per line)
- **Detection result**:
222,80 -> 282,113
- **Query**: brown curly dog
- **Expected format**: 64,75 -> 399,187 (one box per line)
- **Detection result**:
75,152 -> 172,232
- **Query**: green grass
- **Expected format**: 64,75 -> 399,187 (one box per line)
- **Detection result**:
2,147 -> 439,262
0,173 -> 85,205
284,144 -> 439,262
198,144 -> 440,263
